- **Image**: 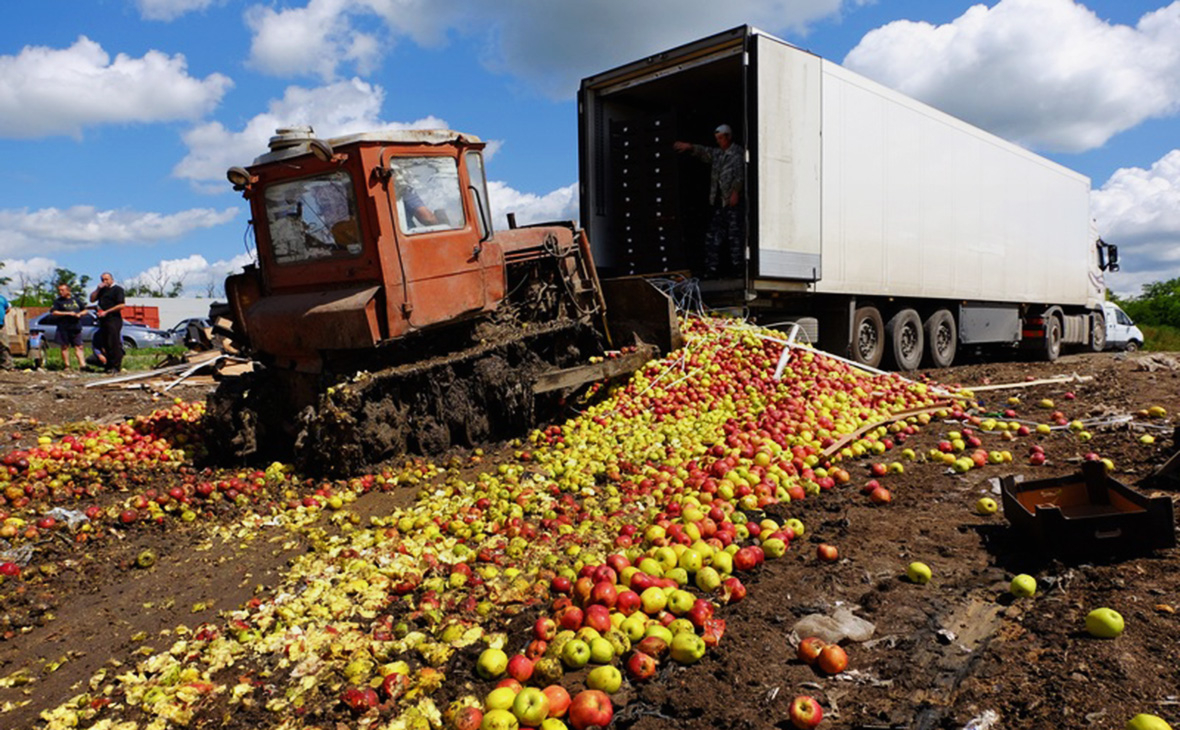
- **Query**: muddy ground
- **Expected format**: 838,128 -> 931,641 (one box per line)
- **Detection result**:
0,350 -> 1178,729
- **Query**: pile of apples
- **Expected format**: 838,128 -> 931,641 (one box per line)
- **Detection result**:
31,317 -> 956,729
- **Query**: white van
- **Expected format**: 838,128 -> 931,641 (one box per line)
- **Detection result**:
1102,302 -> 1145,351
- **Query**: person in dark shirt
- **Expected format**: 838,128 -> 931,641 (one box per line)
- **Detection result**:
50,283 -> 87,371
89,272 -> 126,373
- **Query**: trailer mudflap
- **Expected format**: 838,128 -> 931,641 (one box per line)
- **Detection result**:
245,285 -> 382,360
1000,461 -> 1176,556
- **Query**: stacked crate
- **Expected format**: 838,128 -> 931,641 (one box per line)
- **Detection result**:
609,115 -> 685,275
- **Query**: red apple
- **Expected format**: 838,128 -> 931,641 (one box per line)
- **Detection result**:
557,605 -> 584,631
451,705 -> 483,730
817,644 -> 848,674
789,695 -> 823,730
721,576 -> 746,604
507,654 -> 534,683
542,685 -> 571,718
568,690 -> 613,730
797,636 -> 826,665
626,651 -> 657,681
534,617 -> 557,641
816,543 -> 839,562
615,589 -> 641,615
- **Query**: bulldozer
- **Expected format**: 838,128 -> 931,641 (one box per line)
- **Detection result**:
206,127 -> 680,474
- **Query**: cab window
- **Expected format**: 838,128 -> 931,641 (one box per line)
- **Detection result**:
464,151 -> 492,239
264,171 -> 363,265
390,156 -> 466,235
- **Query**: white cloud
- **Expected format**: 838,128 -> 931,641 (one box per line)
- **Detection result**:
137,0 -> 219,21
842,0 -> 1180,153
246,0 -> 381,80
1092,149 -> 1180,297
173,79 -> 447,188
0,206 -> 238,258
0,37 -> 232,139
244,0 -> 853,95
126,252 -> 255,297
0,257 -> 60,292
487,181 -> 578,228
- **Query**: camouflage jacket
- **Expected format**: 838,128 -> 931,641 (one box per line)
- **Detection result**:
689,143 -> 745,205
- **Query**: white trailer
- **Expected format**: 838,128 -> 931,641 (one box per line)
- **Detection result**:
578,26 -> 1121,368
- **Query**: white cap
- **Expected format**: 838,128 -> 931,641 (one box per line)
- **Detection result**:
715,124 -> 733,136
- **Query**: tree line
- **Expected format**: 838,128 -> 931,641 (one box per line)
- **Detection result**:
1111,276 -> 1180,328
0,265 -> 185,308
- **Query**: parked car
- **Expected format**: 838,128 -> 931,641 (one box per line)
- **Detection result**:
28,311 -> 178,349
1101,302 -> 1145,352
167,317 -> 211,338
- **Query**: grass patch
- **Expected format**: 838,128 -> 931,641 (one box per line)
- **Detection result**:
15,345 -> 188,372
1141,324 -> 1180,352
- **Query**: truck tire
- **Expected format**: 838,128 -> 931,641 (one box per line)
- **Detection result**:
851,306 -> 884,369
1125,340 -> 1140,352
1089,311 -> 1106,352
923,309 -> 957,368
886,309 -> 924,371
1042,314 -> 1063,362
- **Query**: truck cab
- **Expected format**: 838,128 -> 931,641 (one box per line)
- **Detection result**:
1102,302 -> 1144,351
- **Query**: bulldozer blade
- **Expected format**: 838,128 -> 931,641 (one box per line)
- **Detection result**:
532,343 -> 658,395
599,276 -> 683,354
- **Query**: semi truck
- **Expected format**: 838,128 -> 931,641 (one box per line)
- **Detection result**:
578,26 -> 1120,369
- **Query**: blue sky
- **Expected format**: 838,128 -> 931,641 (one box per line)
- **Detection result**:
1,0 -> 1178,298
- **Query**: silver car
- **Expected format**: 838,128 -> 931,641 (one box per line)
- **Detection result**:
28,312 -> 178,349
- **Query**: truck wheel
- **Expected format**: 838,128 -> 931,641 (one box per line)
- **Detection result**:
886,309 -> 924,371
923,309 -> 957,368
1125,340 -> 1140,352
851,306 -> 884,369
1042,314 -> 1063,362
1089,311 -> 1106,352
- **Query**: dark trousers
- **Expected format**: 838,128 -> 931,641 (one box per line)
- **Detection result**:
704,204 -> 745,276
95,317 -> 124,371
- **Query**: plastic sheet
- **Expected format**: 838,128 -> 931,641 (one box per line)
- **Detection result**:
792,606 -> 876,644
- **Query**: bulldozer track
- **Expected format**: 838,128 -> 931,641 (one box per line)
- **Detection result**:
204,318 -> 601,476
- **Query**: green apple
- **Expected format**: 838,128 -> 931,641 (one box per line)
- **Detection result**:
639,586 -> 667,614
710,551 -> 734,575
477,647 -> 509,679
667,618 -> 696,635
1085,607 -> 1125,639
665,567 -> 689,586
762,538 -> 787,558
588,637 -> 615,664
906,562 -> 932,585
975,497 -> 998,515
512,687 -> 550,727
645,623 -> 674,645
669,631 -> 707,664
604,629 -> 631,657
785,518 -> 805,537
1010,574 -> 1037,598
561,639 -> 590,669
620,614 -> 647,642
695,566 -> 722,592
637,557 -> 663,576
1126,714 -> 1173,730
481,708 -> 520,730
678,548 -> 704,573
485,686 -> 519,711
653,546 -> 679,571
667,589 -> 696,615
586,665 -> 623,694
